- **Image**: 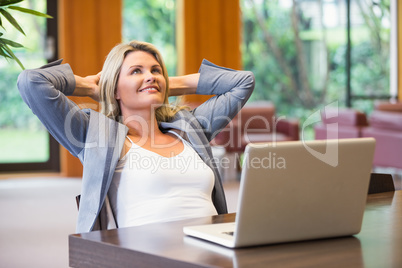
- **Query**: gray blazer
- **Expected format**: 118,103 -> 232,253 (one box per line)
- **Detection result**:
17,59 -> 255,233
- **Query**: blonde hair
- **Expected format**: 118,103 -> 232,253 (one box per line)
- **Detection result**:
99,40 -> 187,123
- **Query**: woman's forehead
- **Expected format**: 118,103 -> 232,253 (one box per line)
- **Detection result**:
123,50 -> 160,67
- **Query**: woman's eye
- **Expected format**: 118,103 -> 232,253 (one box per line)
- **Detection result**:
152,68 -> 162,74
131,68 -> 141,74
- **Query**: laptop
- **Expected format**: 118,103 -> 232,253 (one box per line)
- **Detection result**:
183,138 -> 376,248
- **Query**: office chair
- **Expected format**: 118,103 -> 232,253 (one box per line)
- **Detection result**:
368,173 -> 395,194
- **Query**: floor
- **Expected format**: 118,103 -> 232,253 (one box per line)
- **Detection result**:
0,175 -> 240,268
0,176 -> 81,268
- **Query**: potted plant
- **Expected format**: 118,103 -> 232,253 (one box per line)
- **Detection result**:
0,0 -> 51,69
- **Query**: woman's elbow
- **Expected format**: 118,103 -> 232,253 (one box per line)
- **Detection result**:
17,69 -> 40,92
17,70 -> 33,100
242,71 -> 255,96
17,69 -> 45,105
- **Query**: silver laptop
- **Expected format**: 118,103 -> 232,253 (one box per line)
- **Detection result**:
183,138 -> 376,248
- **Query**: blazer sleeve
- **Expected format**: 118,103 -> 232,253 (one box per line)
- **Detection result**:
17,60 -> 89,158
192,59 -> 255,141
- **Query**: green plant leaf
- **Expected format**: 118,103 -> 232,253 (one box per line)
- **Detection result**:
0,37 -> 23,47
8,6 -> 53,18
0,8 -> 25,35
0,10 -> 7,31
0,0 -> 24,7
0,45 -> 12,58
2,42 -> 24,69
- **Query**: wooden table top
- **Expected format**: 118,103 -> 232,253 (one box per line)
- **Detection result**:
69,190 -> 402,268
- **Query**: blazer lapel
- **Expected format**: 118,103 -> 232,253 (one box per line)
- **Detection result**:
77,110 -> 127,232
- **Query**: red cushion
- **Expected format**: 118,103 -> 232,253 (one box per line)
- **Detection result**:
375,101 -> 402,113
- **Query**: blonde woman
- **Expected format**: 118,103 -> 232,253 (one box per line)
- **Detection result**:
18,40 -> 255,233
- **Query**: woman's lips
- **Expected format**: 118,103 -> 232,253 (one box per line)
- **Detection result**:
139,86 -> 159,92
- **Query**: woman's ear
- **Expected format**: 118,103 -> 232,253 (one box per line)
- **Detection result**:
115,89 -> 121,100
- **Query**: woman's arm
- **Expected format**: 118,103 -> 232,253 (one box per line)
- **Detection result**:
191,60 -> 255,141
17,62 -> 90,158
168,73 -> 200,96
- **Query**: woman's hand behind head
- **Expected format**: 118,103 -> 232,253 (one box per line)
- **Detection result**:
73,72 -> 101,102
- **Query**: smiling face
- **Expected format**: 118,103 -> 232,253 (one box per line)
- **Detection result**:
115,50 -> 167,116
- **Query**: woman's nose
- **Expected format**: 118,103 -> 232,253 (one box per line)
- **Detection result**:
145,72 -> 156,83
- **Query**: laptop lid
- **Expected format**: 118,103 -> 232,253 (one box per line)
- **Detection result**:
233,138 -> 375,247
184,138 -> 376,248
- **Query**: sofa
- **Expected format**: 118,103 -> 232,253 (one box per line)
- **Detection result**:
314,103 -> 402,170
314,108 -> 369,140
361,102 -> 402,169
212,101 -> 299,150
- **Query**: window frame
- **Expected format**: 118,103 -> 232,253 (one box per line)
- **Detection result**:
0,0 -> 60,173
347,0 -> 397,106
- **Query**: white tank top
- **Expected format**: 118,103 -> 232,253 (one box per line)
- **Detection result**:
109,131 -> 218,228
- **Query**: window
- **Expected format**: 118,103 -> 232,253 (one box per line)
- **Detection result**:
241,0 -> 392,138
0,0 -> 59,172
122,0 -> 177,76
347,0 -> 392,109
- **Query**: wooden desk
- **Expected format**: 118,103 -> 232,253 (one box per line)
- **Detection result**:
69,191 -> 402,267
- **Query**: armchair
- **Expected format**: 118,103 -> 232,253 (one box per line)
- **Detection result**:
362,108 -> 402,169
211,101 -> 299,180
314,108 -> 368,139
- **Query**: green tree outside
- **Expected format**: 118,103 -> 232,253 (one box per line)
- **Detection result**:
0,0 -> 48,163
242,0 -> 390,139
